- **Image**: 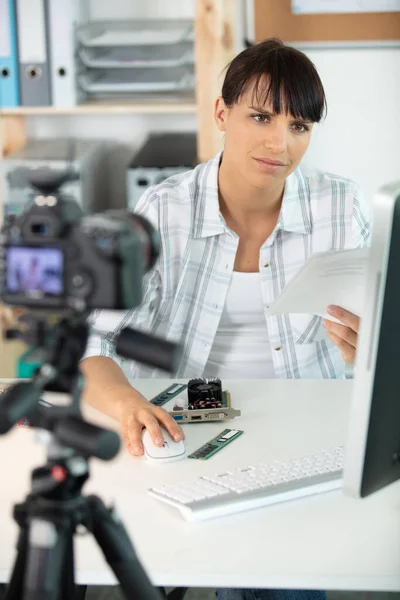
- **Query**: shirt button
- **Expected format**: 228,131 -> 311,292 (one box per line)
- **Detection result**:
274,346 -> 282,351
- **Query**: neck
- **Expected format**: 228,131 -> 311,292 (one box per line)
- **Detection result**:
218,155 -> 284,228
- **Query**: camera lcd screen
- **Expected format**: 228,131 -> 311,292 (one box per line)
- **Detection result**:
6,247 -> 64,296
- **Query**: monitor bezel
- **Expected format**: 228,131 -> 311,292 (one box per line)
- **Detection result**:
344,182 -> 400,498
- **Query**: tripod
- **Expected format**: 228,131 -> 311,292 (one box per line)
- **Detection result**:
0,312 -> 164,600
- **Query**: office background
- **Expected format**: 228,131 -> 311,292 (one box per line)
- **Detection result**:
20,0 -> 400,207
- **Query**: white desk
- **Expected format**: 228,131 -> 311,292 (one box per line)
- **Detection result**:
0,379 -> 399,592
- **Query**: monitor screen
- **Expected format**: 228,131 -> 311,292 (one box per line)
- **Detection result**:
6,246 -> 64,297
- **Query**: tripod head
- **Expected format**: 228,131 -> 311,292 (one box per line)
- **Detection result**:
0,309 -> 122,463
0,305 -> 182,458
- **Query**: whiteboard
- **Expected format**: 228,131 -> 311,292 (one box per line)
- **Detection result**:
292,0 -> 400,14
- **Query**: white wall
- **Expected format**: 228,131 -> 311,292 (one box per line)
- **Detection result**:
26,0 -> 400,204
303,46 -> 400,204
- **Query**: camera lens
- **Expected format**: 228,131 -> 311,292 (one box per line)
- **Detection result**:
125,214 -> 160,272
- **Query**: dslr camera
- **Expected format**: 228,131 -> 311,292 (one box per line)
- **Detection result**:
0,161 -> 159,314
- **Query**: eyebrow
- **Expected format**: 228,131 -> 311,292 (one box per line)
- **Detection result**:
249,106 -> 312,123
249,105 -> 275,115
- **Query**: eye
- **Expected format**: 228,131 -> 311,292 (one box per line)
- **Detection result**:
252,114 -> 270,124
291,123 -> 309,133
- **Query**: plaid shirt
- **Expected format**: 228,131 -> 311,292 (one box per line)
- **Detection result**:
84,152 -> 371,380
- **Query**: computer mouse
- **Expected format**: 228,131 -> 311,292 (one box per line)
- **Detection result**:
142,428 -> 186,463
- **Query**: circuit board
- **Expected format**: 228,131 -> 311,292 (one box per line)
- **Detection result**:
149,383 -> 188,407
188,428 -> 244,460
169,390 -> 241,422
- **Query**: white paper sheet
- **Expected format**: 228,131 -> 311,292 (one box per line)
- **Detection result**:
266,248 -> 369,323
292,0 -> 400,14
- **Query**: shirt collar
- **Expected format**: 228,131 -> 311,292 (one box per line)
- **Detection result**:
193,153 -> 312,239
278,167 -> 312,235
192,151 -> 225,239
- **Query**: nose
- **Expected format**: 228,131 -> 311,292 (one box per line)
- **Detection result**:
263,121 -> 287,154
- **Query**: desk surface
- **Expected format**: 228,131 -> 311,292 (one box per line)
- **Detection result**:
0,379 -> 399,591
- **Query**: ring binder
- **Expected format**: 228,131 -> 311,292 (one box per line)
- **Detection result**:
0,0 -> 20,107
15,0 -> 51,106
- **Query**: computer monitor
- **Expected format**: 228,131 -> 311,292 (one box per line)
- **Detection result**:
343,181 -> 400,498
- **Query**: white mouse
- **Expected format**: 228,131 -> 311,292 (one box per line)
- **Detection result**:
142,428 -> 186,463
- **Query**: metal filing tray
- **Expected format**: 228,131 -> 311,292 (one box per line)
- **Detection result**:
76,19 -> 194,47
78,43 -> 194,69
78,67 -> 195,94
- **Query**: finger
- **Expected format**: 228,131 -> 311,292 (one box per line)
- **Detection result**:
327,305 -> 360,333
323,321 -> 357,348
139,410 -> 165,447
121,414 -> 144,456
155,407 -> 185,442
327,331 -> 356,364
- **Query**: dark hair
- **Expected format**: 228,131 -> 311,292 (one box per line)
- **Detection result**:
221,38 -> 327,122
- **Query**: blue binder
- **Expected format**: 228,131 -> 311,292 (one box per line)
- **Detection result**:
0,0 -> 19,107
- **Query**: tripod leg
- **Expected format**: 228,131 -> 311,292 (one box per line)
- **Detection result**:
22,517 -> 75,600
60,533 -> 85,600
5,526 -> 30,600
86,496 -> 164,600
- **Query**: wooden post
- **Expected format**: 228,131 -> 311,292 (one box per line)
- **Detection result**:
194,0 -> 237,163
0,114 -> 26,159
0,114 -> 27,377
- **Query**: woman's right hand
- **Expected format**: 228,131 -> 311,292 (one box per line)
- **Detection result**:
79,356 -> 184,458
116,392 -> 185,456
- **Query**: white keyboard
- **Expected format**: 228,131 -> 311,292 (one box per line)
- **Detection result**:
148,446 -> 344,522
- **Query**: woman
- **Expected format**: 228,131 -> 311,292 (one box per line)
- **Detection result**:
80,38 -> 370,600
81,37 -> 369,451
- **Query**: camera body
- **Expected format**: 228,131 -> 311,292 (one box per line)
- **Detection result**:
0,170 -> 159,313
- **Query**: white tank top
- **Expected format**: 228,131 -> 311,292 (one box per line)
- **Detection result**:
203,271 -> 276,378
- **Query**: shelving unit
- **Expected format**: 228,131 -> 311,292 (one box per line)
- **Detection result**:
0,0 -> 237,378
0,100 -> 198,116
0,0 -> 237,161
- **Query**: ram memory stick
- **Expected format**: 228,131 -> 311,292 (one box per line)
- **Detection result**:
149,383 -> 188,407
188,428 -> 244,460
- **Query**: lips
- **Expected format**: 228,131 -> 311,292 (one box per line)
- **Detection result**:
255,158 -> 286,166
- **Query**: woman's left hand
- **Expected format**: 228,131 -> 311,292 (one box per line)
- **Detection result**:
323,305 -> 360,365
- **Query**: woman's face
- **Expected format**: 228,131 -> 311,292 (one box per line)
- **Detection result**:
214,85 -> 314,190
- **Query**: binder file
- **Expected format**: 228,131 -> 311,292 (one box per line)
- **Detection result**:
47,0 -> 78,107
15,0 -> 51,106
0,0 -> 19,107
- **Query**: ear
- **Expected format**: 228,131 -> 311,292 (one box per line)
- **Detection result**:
214,96 -> 229,132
